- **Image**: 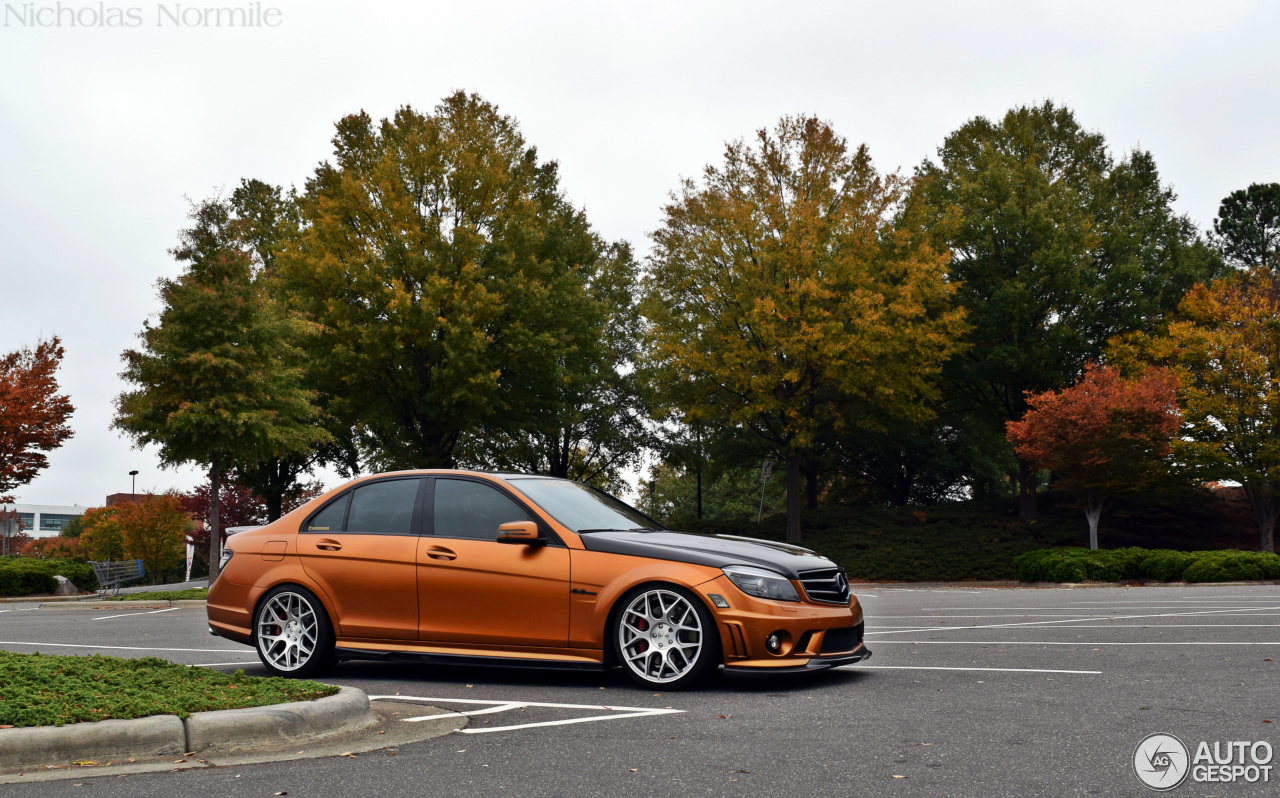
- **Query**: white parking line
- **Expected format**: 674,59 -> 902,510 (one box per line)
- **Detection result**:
922,603 -> 1280,610
90,606 -> 182,621
872,640 -> 1280,646
850,665 -> 1101,674
370,695 -> 684,734
191,661 -> 261,667
866,605 -> 1280,635
0,640 -> 245,653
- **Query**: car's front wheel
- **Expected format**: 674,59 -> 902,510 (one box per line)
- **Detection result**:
254,585 -> 336,678
613,585 -> 720,689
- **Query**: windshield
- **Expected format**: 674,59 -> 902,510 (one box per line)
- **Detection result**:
507,478 -> 664,534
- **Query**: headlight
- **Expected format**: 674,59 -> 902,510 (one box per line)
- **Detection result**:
722,565 -> 800,602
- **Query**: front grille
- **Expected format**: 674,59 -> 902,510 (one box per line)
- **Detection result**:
820,623 -> 863,654
798,567 -> 851,605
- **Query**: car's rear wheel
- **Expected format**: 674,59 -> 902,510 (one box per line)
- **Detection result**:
254,585 -> 335,678
613,585 -> 720,689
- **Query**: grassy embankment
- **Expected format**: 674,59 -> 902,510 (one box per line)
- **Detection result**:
0,652 -> 336,728
103,588 -> 209,601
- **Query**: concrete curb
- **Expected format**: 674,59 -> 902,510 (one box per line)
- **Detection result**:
0,715 -> 185,768
185,686 -> 374,753
0,686 -> 373,771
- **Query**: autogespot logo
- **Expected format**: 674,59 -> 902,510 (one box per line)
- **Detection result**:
1133,733 -> 1190,791
1133,733 -> 1276,790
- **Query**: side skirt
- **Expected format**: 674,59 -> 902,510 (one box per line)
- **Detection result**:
334,647 -> 606,672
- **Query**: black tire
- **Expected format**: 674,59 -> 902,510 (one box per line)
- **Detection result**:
611,583 -> 721,690
253,584 -> 336,678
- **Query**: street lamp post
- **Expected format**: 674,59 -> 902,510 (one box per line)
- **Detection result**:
129,470 -> 139,502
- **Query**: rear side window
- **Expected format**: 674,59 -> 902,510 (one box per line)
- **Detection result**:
303,478 -> 420,535
433,478 -> 532,540
346,479 -> 420,535
305,495 -> 348,532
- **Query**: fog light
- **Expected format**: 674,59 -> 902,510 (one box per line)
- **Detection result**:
766,632 -> 782,654
709,594 -> 730,609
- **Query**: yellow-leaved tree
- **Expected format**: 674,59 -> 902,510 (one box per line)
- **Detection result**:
1111,266 -> 1280,552
642,116 -> 967,542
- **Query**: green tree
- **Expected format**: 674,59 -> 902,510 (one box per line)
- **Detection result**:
907,102 -> 1221,517
59,515 -> 83,539
1211,182 -> 1280,270
643,115 -> 966,543
226,178 -> 339,521
455,242 -> 650,493
114,198 -> 331,579
278,92 -> 608,472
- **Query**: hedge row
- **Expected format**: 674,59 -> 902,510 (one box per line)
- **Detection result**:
0,557 -> 97,596
1014,547 -> 1280,583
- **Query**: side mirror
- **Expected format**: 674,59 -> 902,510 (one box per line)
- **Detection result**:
497,521 -> 542,545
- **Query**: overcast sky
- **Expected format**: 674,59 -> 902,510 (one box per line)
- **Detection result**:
2,0 -> 1277,507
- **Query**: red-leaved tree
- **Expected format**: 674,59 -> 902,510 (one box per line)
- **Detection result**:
1006,364 -> 1180,549
0,338 -> 75,503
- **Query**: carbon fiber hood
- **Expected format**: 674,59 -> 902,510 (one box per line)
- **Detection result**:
577,529 -> 837,579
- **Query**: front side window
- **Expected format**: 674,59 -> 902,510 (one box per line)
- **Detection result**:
433,479 -> 533,540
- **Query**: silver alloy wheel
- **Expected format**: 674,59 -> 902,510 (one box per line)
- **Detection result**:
618,588 -> 704,684
256,591 -> 318,672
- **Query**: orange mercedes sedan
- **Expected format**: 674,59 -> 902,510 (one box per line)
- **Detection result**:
207,471 -> 870,689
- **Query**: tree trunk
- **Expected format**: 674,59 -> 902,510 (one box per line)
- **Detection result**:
1084,496 -> 1104,551
1018,458 -> 1039,519
804,456 -> 819,511
208,456 -> 223,581
695,464 -> 702,521
1244,484 -> 1278,554
265,493 -> 283,523
785,456 -> 802,544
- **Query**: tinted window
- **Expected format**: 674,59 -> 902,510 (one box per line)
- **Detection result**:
507,478 -> 661,533
346,479 -> 420,535
433,479 -> 532,540
305,495 -> 348,532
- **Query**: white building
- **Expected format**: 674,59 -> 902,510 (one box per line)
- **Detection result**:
0,503 -> 89,539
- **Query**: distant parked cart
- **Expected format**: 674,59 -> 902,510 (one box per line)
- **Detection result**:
89,559 -> 145,596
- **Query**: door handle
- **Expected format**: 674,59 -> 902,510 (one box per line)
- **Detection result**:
315,539 -> 342,551
426,546 -> 457,561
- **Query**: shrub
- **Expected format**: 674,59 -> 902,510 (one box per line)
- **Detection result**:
1016,547 -> 1280,583
0,557 -> 97,596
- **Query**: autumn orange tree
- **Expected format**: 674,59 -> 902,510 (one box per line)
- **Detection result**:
0,337 -> 74,503
1112,266 -> 1280,552
79,506 -> 125,562
1006,364 -> 1179,550
116,495 -> 189,582
643,115 -> 966,543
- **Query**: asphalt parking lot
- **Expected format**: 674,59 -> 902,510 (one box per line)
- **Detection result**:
2,584 -> 1277,797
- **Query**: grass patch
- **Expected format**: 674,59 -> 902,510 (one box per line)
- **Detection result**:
0,558 -> 96,596
672,490 -> 1261,582
104,588 -> 209,601
1015,547 -> 1280,583
0,651 -> 337,728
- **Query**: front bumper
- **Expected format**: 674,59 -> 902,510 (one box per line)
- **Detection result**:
696,574 -> 869,671
723,642 -> 872,673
